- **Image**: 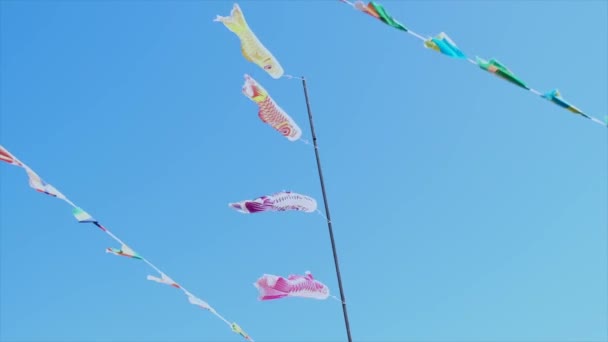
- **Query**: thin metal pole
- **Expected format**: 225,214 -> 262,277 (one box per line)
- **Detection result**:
301,77 -> 353,342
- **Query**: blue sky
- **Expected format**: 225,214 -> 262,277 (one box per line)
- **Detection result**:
1,1 -> 606,341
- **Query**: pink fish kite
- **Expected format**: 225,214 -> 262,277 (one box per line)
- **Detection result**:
254,271 -> 330,301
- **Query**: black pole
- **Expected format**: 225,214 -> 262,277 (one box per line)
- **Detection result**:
301,77 -> 353,342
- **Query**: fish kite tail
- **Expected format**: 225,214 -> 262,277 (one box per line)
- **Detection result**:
253,280 -> 287,301
229,202 -> 248,213
214,4 -> 248,34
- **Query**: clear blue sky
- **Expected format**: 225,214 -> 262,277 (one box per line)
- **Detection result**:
1,1 -> 606,341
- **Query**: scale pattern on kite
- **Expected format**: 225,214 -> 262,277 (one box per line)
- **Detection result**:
254,272 -> 330,301
215,3 -> 284,79
242,74 -> 302,141
229,191 -> 317,214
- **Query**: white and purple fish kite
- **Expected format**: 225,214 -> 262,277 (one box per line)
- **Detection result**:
254,271 -> 330,301
229,191 -> 317,214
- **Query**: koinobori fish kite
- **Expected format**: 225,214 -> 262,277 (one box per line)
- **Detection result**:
242,74 -> 302,141
0,144 -> 253,341
339,0 -> 606,126
214,3 -> 284,79
229,191 -> 317,214
254,271 -> 330,301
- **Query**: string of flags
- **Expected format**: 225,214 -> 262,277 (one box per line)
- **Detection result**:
339,0 -> 607,127
0,145 -> 254,342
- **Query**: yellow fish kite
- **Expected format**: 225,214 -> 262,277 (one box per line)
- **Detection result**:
215,3 -> 284,79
